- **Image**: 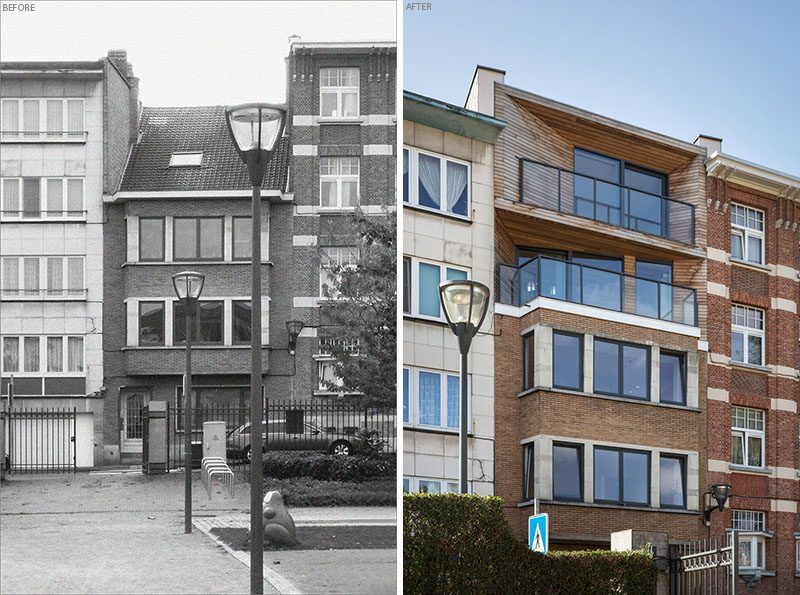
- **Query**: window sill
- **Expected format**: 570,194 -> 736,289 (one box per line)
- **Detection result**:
730,258 -> 771,273
518,499 -> 699,515
517,386 -> 701,413
122,261 -> 272,267
1,294 -> 88,302
739,570 -> 775,577
729,464 -> 772,476
403,203 -> 472,224
0,216 -> 87,223
730,361 -> 770,374
403,425 -> 475,438
317,207 -> 357,213
316,117 -> 363,125
403,315 -> 448,327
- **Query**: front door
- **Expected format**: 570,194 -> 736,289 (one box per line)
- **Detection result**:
120,389 -> 150,455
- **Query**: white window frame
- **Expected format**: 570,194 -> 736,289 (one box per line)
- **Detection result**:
0,177 -> 85,220
730,203 -> 765,265
319,67 -> 360,119
795,538 -> 800,574
406,257 -> 470,322
0,256 -> 86,299
731,304 -> 765,366
732,511 -> 767,572
319,246 -> 358,299
169,152 -> 203,167
319,157 -> 360,209
405,476 -> 461,494
403,146 -> 471,220
731,406 -> 765,469
1,98 -> 86,141
403,365 -> 470,432
0,334 -> 84,376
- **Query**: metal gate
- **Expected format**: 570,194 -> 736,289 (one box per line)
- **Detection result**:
670,531 -> 739,594
5,407 -> 77,473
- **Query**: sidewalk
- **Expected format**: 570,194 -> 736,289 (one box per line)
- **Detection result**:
0,471 -> 396,594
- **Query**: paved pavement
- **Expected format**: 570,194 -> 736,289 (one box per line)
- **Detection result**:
0,470 -> 397,594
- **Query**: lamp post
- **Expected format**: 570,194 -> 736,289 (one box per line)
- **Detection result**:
439,280 -> 490,494
225,103 -> 285,595
172,270 -> 205,534
702,483 -> 732,526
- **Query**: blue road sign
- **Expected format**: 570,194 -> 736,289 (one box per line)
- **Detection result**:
528,513 -> 548,554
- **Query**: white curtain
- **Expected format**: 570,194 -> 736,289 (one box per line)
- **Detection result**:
418,154 -> 440,208
67,179 -> 83,214
2,258 -> 19,293
3,179 -> 20,213
46,100 -> 62,133
47,258 -> 63,293
342,92 -> 358,117
67,100 -> 83,133
68,337 -> 83,372
47,179 -> 63,216
47,337 -> 63,372
24,258 -> 39,292
23,100 -> 39,133
2,100 -> 19,132
3,337 -> 20,372
24,337 -> 39,372
445,161 -> 468,213
67,258 -> 83,293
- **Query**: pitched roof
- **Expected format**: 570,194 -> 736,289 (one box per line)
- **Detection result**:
119,106 -> 290,193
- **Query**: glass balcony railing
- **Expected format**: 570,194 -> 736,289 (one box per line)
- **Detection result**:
497,256 -> 698,326
519,159 -> 696,245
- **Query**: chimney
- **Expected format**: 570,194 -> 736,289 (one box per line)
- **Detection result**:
107,49 -> 132,78
694,134 -> 722,156
128,75 -> 140,143
465,65 -> 505,117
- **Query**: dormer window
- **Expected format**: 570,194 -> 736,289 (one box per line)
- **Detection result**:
169,152 -> 203,167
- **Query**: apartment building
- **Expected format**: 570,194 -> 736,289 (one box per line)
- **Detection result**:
402,91 -> 505,496
696,135 -> 800,594
0,51 -> 139,465
285,41 -> 396,397
469,67 -> 711,546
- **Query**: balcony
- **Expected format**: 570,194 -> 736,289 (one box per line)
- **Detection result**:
1,130 -> 88,143
519,159 -> 695,245
498,256 -> 697,326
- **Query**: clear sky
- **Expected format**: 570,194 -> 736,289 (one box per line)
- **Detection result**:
404,0 -> 799,174
1,1 -> 396,106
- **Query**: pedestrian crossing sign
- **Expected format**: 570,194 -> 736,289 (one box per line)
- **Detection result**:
528,513 -> 548,554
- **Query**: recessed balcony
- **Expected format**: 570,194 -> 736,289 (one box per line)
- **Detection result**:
498,255 -> 698,326
519,159 -> 696,245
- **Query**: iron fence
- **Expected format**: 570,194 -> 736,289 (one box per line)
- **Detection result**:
669,531 -> 739,594
4,407 -> 76,473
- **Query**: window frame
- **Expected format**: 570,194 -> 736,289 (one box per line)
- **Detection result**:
406,476 -> 461,494
659,351 -> 687,406
552,330 -> 584,391
658,454 -> 687,509
403,365 -> 470,433
522,443 -> 535,501
169,152 -> 203,167
319,67 -> 360,119
231,216 -> 253,261
0,176 -> 84,220
731,406 -> 765,469
0,97 -> 85,138
319,246 -> 359,299
172,299 -> 225,346
172,216 -> 225,262
551,442 -> 584,502
405,257 -> 471,322
139,217 -> 166,262
0,334 -> 84,376
138,301 -> 165,346
593,446 -> 651,507
730,203 -> 765,265
0,255 -> 85,298
522,332 -> 535,390
731,304 -> 765,367
402,257 -> 411,314
593,337 -> 650,400
231,300 -> 252,344
319,156 -> 360,209
403,146 -> 471,220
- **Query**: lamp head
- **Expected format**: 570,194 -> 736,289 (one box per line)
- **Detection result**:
438,280 -> 490,351
711,483 -> 731,512
172,271 -> 205,301
285,320 -> 304,355
225,103 -> 286,185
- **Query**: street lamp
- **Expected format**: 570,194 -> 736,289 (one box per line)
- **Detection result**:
702,483 -> 732,526
439,280 -> 490,494
225,103 -> 285,595
172,270 -> 205,534
285,320 -> 304,355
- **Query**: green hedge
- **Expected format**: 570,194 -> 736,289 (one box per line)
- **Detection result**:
404,493 -> 656,595
263,451 -> 395,481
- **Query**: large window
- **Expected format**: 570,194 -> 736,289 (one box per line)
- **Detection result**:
1,98 -> 84,138
403,147 -> 470,218
659,352 -> 686,405
1,177 -> 83,219
0,335 -> 83,374
404,367 -> 464,431
406,477 -> 460,494
173,217 -> 223,261
659,455 -> 686,508
731,305 -> 764,366
173,300 -> 224,345
139,218 -> 165,262
139,302 -> 165,346
405,258 -> 469,321
635,261 -> 673,320
732,510 -> 766,571
732,406 -> 764,468
593,339 -> 649,400
730,204 -> 764,265
552,331 -> 582,391
523,332 -> 535,390
552,443 -> 582,501
320,246 -> 358,298
320,157 -> 359,208
594,447 -> 649,506
523,443 -> 535,501
1,256 -> 84,297
320,67 -> 359,118
232,217 -> 252,260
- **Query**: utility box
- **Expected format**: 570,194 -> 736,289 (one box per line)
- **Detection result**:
203,421 -> 226,460
142,401 -> 167,475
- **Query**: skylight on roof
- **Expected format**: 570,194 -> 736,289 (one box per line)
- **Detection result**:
170,152 -> 203,167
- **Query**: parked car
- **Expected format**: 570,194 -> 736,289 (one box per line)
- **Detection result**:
226,419 -> 356,458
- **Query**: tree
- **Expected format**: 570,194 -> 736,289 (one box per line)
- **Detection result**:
320,207 -> 396,405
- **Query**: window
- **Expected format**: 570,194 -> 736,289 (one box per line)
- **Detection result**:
552,331 -> 582,391
796,539 -> 800,574
0,177 -> 83,218
402,257 -> 411,313
23,258 -> 39,294
523,443 -> 535,501
412,478 -> 460,494
47,337 -> 63,372
552,443 -> 582,501
1,256 -> 84,297
594,447 -> 650,506
733,510 -> 766,571
320,67 -> 359,118
232,217 -> 252,260
731,305 -> 764,366
406,258 -> 469,320
2,337 -> 19,372
732,406 -> 765,468
523,332 -> 535,390
320,157 -> 359,208
659,352 -> 686,405
404,367 -> 465,431
730,204 -> 764,265
594,339 -> 649,400
169,152 -> 203,167
635,260 -> 673,320
23,178 -> 40,217
232,301 -> 251,343
317,360 -> 343,392
402,368 -> 410,423
139,302 -> 165,346
139,218 -> 165,262
1,98 -> 84,137
403,148 -> 470,218
659,455 -> 685,508
0,335 -> 81,374
320,247 -> 358,298
173,300 -> 224,345
173,217 -> 223,261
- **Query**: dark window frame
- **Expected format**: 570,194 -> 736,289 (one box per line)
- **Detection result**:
593,337 -> 651,401
522,332 -> 535,390
593,446 -> 651,506
552,441 -> 584,502
522,443 -> 535,501
232,299 -> 252,344
232,216 -> 253,261
402,257 -> 411,314
173,299 -> 225,345
138,301 -> 165,346
139,217 -> 166,262
573,146 -> 669,197
552,330 -> 584,391
173,216 -> 225,262
659,453 -> 687,510
659,350 -> 687,406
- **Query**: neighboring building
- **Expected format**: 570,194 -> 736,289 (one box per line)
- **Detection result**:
697,135 -> 800,594
0,51 -> 139,466
285,41 -> 396,398
402,90 -> 505,495
472,67 -> 711,546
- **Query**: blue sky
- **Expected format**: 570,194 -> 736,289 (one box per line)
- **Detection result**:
404,0 -> 799,174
